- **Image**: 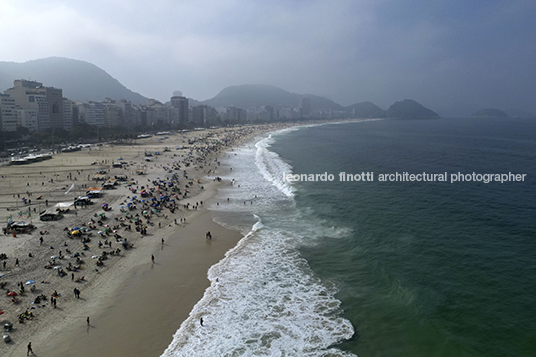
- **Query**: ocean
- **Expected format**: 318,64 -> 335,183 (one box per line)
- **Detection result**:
163,117 -> 536,356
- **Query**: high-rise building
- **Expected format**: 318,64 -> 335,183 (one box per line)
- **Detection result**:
62,98 -> 73,131
4,80 -> 65,131
79,102 -> 105,127
301,97 -> 311,118
118,100 -> 137,128
42,86 -> 63,129
170,96 -> 189,125
17,109 -> 38,132
0,94 -> 17,132
103,99 -> 119,127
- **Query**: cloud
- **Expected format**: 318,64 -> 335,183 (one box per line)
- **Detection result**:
1,0 -> 535,114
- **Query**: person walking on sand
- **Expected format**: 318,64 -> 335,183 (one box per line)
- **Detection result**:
27,342 -> 33,355
151,254 -> 155,263
87,317 -> 90,326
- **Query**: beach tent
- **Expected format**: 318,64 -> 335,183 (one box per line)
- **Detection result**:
39,211 -> 63,221
86,187 -> 103,198
54,202 -> 74,211
5,221 -> 35,234
74,196 -> 92,206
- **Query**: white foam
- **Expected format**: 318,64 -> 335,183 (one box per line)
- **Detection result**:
255,134 -> 295,197
162,130 -> 356,357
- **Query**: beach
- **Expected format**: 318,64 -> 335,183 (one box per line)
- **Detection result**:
0,124 -> 280,356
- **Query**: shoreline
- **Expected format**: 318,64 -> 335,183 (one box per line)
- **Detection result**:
0,124 -> 280,356
36,209 -> 243,357
1,119 -> 365,356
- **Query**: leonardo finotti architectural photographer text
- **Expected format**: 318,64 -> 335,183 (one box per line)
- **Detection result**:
282,172 -> 527,184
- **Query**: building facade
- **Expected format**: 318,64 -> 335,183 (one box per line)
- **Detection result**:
0,94 -> 17,132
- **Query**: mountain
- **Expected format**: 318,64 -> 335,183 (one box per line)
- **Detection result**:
471,108 -> 508,118
345,101 -> 386,118
201,84 -> 343,111
0,57 -> 148,105
386,99 -> 440,119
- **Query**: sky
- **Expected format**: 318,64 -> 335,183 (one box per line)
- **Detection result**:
1,0 -> 535,116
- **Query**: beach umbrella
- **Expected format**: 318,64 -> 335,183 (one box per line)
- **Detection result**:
25,280 -> 35,285
133,196 -> 137,199
7,292 -> 17,297
73,227 -> 81,230
71,230 -> 80,235
98,231 -> 104,235
119,205 -> 125,209
101,203 -> 108,207
91,255 -> 99,259
50,255 -> 58,259
53,266 -> 62,270
98,212 -> 105,217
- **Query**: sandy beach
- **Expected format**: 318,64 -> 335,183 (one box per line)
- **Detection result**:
0,124 -> 282,356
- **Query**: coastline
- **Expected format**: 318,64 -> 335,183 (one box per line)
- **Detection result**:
0,119 -> 365,356
0,124 -> 276,356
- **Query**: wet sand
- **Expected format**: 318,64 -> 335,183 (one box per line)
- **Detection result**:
37,211 -> 242,357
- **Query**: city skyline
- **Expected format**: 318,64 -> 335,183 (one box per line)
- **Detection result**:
1,1 -> 536,116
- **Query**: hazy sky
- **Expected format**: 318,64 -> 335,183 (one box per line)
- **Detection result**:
1,0 -> 535,115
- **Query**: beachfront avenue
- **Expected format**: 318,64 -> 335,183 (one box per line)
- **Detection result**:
282,172 -> 527,183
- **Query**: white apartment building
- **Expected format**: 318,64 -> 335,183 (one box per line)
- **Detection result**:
79,102 -> 105,127
0,94 -> 17,132
16,109 -> 38,132
62,98 -> 73,131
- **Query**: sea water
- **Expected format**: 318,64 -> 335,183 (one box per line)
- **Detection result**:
163,117 -> 536,356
